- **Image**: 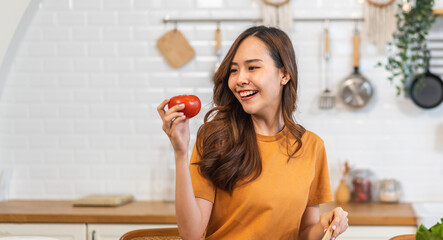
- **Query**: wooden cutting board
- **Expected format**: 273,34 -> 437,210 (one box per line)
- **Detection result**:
73,194 -> 134,207
157,29 -> 195,68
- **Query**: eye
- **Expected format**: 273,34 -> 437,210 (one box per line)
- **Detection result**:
230,68 -> 238,74
248,66 -> 259,71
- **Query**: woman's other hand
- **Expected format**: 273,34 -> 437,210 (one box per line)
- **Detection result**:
157,98 -> 190,155
320,207 -> 349,240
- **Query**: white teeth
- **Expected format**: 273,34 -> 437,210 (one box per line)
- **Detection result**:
239,90 -> 258,97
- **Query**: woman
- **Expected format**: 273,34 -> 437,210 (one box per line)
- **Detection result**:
157,26 -> 348,240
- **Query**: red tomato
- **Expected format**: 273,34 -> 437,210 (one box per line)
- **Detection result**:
168,95 -> 201,119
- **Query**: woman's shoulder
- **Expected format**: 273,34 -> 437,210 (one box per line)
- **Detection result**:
301,129 -> 325,148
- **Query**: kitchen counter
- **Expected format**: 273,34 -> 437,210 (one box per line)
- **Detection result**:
0,200 -> 176,223
320,202 -> 417,226
0,200 -> 416,226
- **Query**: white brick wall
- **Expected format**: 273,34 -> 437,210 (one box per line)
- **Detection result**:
0,0 -> 442,202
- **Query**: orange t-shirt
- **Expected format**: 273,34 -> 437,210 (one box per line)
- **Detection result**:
189,128 -> 333,240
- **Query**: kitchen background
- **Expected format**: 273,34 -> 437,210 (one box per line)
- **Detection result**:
0,0 -> 442,202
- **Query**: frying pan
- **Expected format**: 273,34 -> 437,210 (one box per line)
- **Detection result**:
339,26 -> 374,109
409,50 -> 443,109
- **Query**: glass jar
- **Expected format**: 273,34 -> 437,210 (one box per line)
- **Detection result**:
378,179 -> 400,203
349,169 -> 373,203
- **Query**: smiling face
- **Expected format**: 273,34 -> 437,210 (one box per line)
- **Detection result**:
228,36 -> 289,119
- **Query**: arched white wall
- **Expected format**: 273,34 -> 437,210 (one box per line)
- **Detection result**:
0,0 -> 39,98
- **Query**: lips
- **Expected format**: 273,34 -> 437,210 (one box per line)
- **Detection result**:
238,90 -> 258,100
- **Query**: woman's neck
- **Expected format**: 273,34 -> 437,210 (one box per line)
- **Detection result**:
251,109 -> 284,136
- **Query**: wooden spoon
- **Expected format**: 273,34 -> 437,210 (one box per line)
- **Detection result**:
321,224 -> 334,240
214,24 -> 221,74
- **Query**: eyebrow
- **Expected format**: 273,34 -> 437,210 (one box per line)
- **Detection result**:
231,59 -> 263,66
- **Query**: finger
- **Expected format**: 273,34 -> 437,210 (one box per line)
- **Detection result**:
328,208 -> 341,237
157,98 -> 170,118
164,111 -> 185,124
163,103 -> 185,123
321,217 -> 331,233
171,115 -> 187,127
163,114 -> 185,133
165,103 -> 185,116
331,210 -> 349,238
331,207 -> 343,221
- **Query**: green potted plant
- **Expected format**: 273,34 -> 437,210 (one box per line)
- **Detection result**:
380,0 -> 437,95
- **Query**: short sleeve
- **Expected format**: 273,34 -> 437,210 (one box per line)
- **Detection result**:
307,142 -> 333,206
189,143 -> 216,203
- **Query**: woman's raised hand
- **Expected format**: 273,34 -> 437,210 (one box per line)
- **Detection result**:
157,98 -> 190,155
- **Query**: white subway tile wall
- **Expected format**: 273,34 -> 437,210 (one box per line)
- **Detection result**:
0,0 -> 442,201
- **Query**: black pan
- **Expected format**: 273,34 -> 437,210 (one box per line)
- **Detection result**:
410,51 -> 443,109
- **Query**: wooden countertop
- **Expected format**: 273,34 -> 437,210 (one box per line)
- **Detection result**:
320,202 -> 417,226
0,200 -> 416,226
0,200 -> 176,224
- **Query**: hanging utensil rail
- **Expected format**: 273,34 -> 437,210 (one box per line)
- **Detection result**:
163,16 -> 364,24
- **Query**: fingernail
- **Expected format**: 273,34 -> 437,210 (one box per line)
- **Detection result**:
324,228 -> 327,233
332,225 -> 336,230
180,104 -> 185,107
331,238 -> 335,240
179,112 -> 184,115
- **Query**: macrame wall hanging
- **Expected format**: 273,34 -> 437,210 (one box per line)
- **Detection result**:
261,0 -> 292,33
363,0 -> 397,53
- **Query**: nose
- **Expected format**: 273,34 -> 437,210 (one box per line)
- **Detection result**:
236,70 -> 249,86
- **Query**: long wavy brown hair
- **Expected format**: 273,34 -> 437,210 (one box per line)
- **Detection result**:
195,26 -> 306,194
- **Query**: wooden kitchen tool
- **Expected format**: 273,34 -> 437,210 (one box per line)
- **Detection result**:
157,29 -> 195,68
319,20 -> 335,109
73,194 -> 134,207
321,224 -> 334,240
214,23 -> 222,74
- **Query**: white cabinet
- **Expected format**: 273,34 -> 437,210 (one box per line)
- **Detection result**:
87,224 -> 177,240
0,223 -> 416,240
0,223 -> 86,240
339,226 -> 417,240
0,223 -> 177,240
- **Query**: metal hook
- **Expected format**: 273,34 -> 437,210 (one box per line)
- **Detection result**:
424,49 -> 431,70
354,19 -> 359,33
163,15 -> 170,24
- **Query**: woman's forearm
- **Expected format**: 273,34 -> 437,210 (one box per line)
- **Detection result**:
174,152 -> 206,240
298,221 -> 325,240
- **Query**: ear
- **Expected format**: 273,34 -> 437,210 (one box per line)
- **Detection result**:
280,71 -> 290,85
